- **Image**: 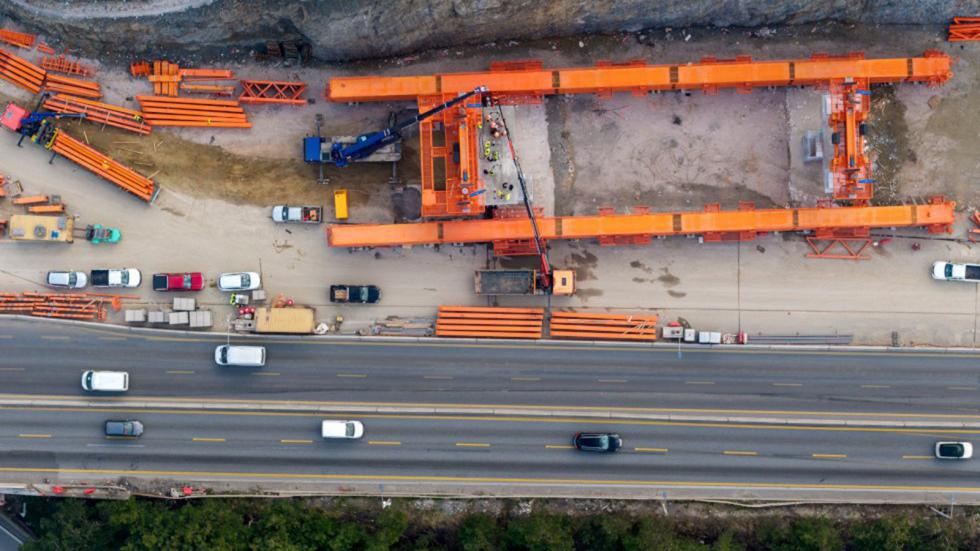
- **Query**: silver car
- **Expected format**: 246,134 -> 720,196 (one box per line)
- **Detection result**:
217,271 -> 261,291
105,420 -> 144,437
46,271 -> 87,289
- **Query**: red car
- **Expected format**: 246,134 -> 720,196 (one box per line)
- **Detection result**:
152,272 -> 204,292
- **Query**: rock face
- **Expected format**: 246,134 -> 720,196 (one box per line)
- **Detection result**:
1,0 -> 971,61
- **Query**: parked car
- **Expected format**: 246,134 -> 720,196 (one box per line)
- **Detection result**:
932,261 -> 980,282
152,272 -> 204,292
90,268 -> 141,288
321,420 -> 364,439
46,270 -> 87,289
217,271 -> 261,291
935,441 -> 973,460
105,420 -> 144,437
573,432 -> 623,453
330,284 -> 381,304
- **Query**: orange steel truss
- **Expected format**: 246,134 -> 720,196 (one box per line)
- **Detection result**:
327,51 -> 952,217
41,55 -> 95,77
827,78 -> 872,203
239,80 -> 307,105
949,17 -> 980,41
328,199 -> 955,253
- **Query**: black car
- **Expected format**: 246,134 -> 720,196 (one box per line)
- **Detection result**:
573,432 -> 622,452
329,284 -> 381,304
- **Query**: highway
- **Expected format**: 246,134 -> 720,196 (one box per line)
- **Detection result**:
1,317 -> 980,501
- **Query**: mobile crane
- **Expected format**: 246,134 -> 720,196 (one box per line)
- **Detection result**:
303,85 -> 488,168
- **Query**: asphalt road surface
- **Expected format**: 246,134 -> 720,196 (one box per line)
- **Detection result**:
1,317 -> 979,501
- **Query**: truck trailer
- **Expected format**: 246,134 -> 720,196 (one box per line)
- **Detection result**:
253,307 -> 316,334
474,269 -> 575,296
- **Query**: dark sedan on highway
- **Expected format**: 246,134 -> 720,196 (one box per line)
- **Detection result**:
573,432 -> 622,453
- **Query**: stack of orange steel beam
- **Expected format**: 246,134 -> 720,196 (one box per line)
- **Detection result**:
147,60 -> 180,96
43,94 -> 150,135
0,292 -> 137,321
949,17 -> 980,41
47,129 -> 157,202
0,29 -> 35,49
180,83 -> 235,96
239,80 -> 307,105
41,55 -> 95,77
44,72 -> 101,98
549,312 -> 659,341
0,48 -> 44,93
436,306 -> 544,339
136,95 -> 250,128
180,68 -> 234,80
36,43 -> 55,55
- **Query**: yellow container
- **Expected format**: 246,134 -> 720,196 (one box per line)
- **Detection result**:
333,189 -> 349,220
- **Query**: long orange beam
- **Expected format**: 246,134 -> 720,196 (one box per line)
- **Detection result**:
328,51 -> 952,103
328,201 -> 955,248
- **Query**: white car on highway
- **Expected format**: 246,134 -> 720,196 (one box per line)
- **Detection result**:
46,271 -> 87,289
321,420 -> 364,440
217,271 -> 261,291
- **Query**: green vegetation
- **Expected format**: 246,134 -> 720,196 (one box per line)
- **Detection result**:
17,497 -> 980,551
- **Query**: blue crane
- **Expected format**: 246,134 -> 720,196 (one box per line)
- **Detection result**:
304,86 -> 487,168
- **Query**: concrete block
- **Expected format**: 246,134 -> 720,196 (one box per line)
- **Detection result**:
147,311 -> 166,323
189,310 -> 213,328
124,309 -> 146,323
168,311 -> 189,325
173,297 -> 196,311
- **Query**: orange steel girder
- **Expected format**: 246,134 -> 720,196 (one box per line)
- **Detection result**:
327,51 -> 952,218
949,17 -> 980,41
328,199 -> 955,254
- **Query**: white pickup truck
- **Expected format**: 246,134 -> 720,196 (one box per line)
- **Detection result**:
90,268 -> 141,288
271,205 -> 323,223
932,261 -> 980,282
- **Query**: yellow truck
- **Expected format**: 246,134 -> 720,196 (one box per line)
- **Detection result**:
7,214 -> 73,243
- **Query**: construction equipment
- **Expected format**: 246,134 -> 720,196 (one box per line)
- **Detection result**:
1,100 -> 85,146
304,85 -> 488,168
84,224 -> 121,244
327,51 -> 952,217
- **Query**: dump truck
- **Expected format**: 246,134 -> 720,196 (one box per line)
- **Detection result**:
474,269 -> 575,296
271,205 -> 323,223
253,306 -> 316,334
7,214 -> 74,243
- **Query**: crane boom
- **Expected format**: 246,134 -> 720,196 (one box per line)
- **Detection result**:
328,86 -> 487,167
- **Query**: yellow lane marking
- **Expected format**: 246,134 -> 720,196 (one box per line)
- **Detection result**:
723,450 -> 758,456
597,378 -> 627,383
902,455 -> 933,460
97,336 -> 126,341
948,386 -> 977,391
40,335 -> 69,341
635,447 -> 668,453
337,373 -> 367,379
368,441 -> 401,446
685,381 -> 715,385
0,368 -> 24,372
423,375 -> 453,380
0,405 -> 978,435
7,465 -> 980,492
280,439 -> 313,445
2,393 -> 978,421
545,444 -> 574,449
812,453 -> 847,459
861,385 -> 891,389
773,383 -> 803,387
17,434 -> 51,439
191,437 -> 226,443
511,377 -> 541,381
166,370 -> 195,375
253,372 -> 281,377
456,442 -> 490,448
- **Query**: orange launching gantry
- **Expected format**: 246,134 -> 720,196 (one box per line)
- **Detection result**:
327,51 -> 952,217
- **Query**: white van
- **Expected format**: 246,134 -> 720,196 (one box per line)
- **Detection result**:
81,370 -> 129,392
321,420 -> 364,439
214,345 -> 266,367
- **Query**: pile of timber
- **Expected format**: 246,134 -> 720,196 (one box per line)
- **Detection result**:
136,95 -> 250,128
43,94 -> 150,135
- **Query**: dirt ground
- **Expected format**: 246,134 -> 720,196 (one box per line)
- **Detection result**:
0,22 -> 979,345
